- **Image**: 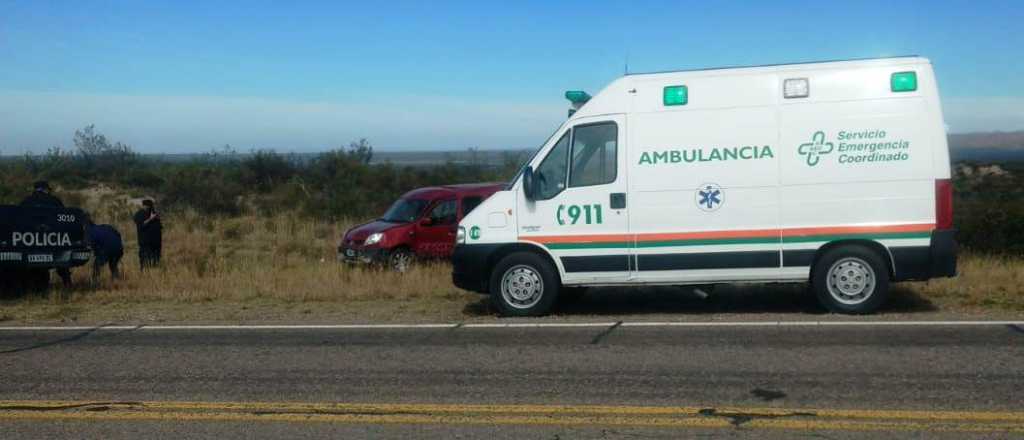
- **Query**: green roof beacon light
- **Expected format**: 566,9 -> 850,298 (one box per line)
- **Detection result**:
565,90 -> 591,118
565,90 -> 591,104
891,71 -> 917,92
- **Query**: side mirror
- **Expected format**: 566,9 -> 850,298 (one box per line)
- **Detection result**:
522,166 -> 536,201
419,217 -> 433,226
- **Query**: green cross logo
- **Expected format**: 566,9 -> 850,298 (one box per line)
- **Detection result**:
469,226 -> 481,240
798,131 -> 834,167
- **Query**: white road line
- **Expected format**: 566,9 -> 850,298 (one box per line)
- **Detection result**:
619,320 -> 1024,327
0,321 -> 1022,331
461,322 -> 618,328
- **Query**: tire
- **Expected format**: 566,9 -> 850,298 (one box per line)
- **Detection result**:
811,245 -> 890,314
28,269 -> 50,291
388,248 -> 414,273
490,252 -> 560,317
0,270 -> 21,296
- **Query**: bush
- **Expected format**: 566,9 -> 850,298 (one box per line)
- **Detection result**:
161,166 -> 245,216
16,125 -> 1019,258
121,168 -> 165,189
240,149 -> 296,193
953,162 -> 1024,255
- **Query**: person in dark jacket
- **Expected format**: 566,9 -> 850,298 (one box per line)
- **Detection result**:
85,216 -> 123,282
133,199 -> 162,269
20,181 -> 71,286
20,181 -> 64,208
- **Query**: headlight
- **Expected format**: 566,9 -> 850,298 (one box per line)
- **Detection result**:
364,232 -> 384,246
456,226 -> 466,244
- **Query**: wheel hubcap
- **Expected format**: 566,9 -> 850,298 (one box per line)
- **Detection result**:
392,253 -> 411,272
826,257 -> 875,305
500,265 -> 544,309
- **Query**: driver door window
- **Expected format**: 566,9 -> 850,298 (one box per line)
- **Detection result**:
534,132 -> 570,200
569,122 -> 617,187
427,199 -> 457,226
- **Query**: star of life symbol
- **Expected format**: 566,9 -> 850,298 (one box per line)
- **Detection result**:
798,131 -> 834,166
696,183 -> 723,212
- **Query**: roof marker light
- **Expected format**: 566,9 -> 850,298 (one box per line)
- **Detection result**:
663,85 -> 688,106
784,78 -> 809,99
891,71 -> 917,92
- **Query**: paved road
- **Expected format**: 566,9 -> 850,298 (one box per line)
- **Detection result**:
0,322 -> 1022,438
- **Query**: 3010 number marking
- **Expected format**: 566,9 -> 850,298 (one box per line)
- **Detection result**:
557,204 -> 603,225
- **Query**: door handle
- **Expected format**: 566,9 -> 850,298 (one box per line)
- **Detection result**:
610,193 -> 626,209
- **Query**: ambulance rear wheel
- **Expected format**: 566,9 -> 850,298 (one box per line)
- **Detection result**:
490,252 -> 559,317
811,245 -> 890,314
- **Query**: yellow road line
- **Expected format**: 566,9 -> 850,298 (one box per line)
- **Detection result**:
0,400 -> 1021,433
3,400 -> 1022,423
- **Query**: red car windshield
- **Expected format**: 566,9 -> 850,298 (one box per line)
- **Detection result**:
380,198 -> 429,223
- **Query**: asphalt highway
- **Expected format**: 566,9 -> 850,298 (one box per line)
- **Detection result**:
0,322 -> 1022,438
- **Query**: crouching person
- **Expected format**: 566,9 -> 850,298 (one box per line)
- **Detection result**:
85,216 -> 124,284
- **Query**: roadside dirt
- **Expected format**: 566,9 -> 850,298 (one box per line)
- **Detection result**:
2,284 -> 1019,326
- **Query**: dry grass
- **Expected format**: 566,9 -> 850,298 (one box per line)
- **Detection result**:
910,253 -> 1024,312
1,193 -> 1022,323
1,205 -> 476,323
64,212 -> 460,303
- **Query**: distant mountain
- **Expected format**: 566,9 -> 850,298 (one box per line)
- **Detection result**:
949,131 -> 1024,149
6,131 -> 1023,164
117,149 -> 532,167
949,131 -> 1024,162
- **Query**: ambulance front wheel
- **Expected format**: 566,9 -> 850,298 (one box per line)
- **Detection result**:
490,252 -> 559,317
811,245 -> 890,314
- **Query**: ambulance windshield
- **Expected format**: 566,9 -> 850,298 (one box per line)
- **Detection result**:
509,123 -> 567,188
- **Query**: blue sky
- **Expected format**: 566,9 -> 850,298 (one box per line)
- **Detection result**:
1,0 -> 1022,153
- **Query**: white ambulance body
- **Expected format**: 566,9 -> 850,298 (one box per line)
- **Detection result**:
452,56 -> 957,316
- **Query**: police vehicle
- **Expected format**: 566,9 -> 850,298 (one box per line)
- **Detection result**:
452,56 -> 957,316
0,205 -> 92,290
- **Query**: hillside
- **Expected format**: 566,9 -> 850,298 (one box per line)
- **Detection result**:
949,131 -> 1024,162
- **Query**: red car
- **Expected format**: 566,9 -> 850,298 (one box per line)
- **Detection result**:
339,183 -> 504,271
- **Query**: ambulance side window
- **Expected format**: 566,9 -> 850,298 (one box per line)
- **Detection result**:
569,122 -> 617,187
534,132 -> 571,200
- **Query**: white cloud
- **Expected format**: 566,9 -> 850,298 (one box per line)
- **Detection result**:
0,91 -> 561,154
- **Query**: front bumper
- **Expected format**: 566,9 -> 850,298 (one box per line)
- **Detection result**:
0,247 -> 92,269
451,244 -> 501,294
337,245 -> 388,265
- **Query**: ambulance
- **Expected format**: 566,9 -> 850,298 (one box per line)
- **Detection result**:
452,56 -> 957,316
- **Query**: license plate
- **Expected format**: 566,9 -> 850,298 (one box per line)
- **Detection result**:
345,249 -> 356,257
28,254 -> 53,263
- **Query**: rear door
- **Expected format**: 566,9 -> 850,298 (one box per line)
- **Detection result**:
517,114 -> 630,284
